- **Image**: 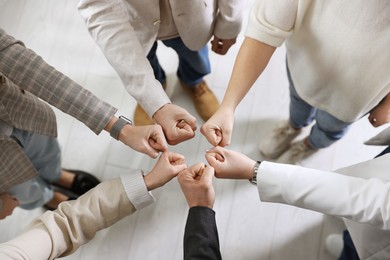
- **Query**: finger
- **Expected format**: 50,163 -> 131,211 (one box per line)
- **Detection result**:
205,152 -> 223,168
173,163 -> 188,174
179,115 -> 197,131
149,136 -> 167,153
201,126 -> 222,146
200,166 -> 215,184
151,128 -> 168,149
206,146 -> 226,156
142,140 -> 160,158
219,129 -> 231,147
167,152 -> 186,165
188,162 -> 206,176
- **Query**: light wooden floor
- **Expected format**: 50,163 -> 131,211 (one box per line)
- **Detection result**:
0,1 -> 386,259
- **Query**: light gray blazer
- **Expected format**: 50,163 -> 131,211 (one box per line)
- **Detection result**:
78,0 -> 244,117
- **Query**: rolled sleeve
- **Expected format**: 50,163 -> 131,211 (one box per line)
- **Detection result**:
245,0 -> 298,47
120,169 -> 155,210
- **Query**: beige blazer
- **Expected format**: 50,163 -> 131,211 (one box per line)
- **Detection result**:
0,29 -> 117,192
78,0 -> 244,117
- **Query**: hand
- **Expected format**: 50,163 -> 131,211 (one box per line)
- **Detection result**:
120,124 -> 168,158
368,99 -> 390,127
0,193 -> 19,220
205,146 -> 255,179
153,103 -> 197,145
144,151 -> 187,190
211,36 -> 237,55
201,106 -> 234,146
177,163 -> 215,208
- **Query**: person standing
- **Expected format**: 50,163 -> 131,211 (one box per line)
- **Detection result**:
78,0 -> 243,144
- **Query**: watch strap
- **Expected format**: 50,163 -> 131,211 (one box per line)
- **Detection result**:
110,116 -> 132,140
250,161 -> 261,186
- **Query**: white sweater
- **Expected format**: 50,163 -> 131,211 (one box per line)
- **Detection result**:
246,0 -> 390,122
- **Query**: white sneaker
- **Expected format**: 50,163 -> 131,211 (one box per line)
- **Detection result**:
325,234 -> 343,258
277,140 -> 317,164
259,122 -> 302,159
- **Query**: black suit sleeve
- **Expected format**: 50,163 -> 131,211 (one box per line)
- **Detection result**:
184,206 -> 222,260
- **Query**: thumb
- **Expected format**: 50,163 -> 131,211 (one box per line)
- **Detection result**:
149,136 -> 167,153
143,141 -> 159,158
205,152 -> 223,170
201,127 -> 222,146
219,129 -> 231,147
201,166 -> 215,184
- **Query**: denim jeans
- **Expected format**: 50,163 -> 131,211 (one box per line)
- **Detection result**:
286,62 -> 352,149
146,37 -> 210,87
8,129 -> 61,209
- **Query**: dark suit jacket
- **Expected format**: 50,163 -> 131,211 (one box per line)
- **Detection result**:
0,29 -> 117,192
184,206 -> 222,260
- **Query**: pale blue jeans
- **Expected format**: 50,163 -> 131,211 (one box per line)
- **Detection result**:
8,129 -> 61,209
286,62 -> 352,149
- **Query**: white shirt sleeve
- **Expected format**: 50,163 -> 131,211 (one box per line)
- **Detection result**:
258,155 -> 390,230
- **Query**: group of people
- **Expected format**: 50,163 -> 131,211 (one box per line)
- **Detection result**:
1,0 -> 390,259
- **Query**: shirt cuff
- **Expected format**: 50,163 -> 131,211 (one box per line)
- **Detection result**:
120,169 -> 155,210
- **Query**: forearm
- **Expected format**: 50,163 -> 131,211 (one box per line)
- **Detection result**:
0,29 -> 117,134
184,207 -> 221,260
77,0 -> 170,117
221,37 -> 275,110
258,160 -> 390,230
0,173 -> 155,260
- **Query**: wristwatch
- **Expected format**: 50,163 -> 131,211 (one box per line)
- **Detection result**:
249,161 -> 261,186
110,116 -> 133,140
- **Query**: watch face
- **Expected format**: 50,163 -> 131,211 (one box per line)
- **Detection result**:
119,115 -> 133,125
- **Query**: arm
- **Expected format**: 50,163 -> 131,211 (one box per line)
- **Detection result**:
0,151 -> 187,259
210,0 -> 243,55
368,92 -> 390,127
178,163 -> 221,260
201,0 -> 301,146
77,0 -> 197,145
0,29 -> 116,135
0,29 -> 167,158
77,0 -> 169,118
206,147 -> 390,230
201,37 -> 276,146
184,207 -> 221,260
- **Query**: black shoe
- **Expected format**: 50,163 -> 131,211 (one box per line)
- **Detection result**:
62,169 -> 101,196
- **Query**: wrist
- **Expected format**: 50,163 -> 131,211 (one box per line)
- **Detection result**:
104,116 -> 117,132
110,116 -> 133,140
152,103 -> 170,122
143,172 -> 158,191
219,102 -> 236,113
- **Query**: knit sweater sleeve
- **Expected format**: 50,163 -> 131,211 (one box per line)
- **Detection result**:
245,0 -> 300,47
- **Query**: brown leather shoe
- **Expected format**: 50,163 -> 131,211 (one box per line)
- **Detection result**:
133,104 -> 155,126
133,82 -> 167,126
182,81 -> 219,121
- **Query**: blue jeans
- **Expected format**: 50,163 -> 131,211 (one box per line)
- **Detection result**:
146,37 -> 210,87
8,129 -> 61,209
286,62 -> 352,149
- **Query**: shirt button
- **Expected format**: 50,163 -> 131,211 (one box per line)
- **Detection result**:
153,20 -> 161,26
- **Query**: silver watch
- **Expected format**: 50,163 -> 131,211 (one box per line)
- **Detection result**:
249,161 -> 261,186
110,116 -> 133,140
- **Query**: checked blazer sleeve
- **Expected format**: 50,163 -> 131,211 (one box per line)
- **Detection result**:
0,29 -> 117,135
